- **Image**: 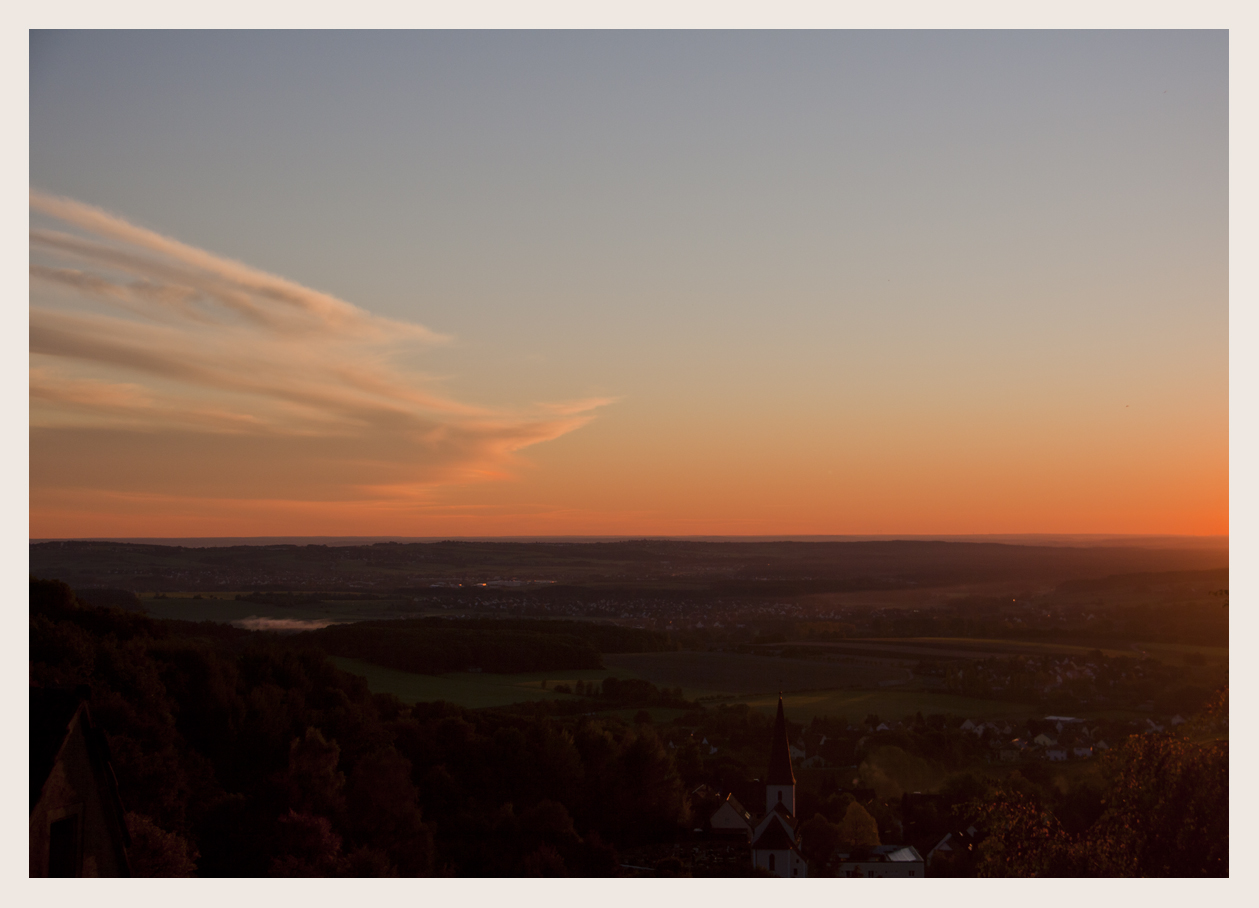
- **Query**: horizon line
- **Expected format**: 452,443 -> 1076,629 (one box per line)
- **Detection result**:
30,533 -> 1230,550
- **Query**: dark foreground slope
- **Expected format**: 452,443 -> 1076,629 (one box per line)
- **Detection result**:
31,577 -> 1226,876
30,579 -> 687,876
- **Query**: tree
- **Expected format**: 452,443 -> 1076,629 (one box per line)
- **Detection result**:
270,811 -> 343,877
969,705 -> 1228,877
800,814 -> 841,872
282,727 -> 345,817
345,747 -> 433,876
836,801 -> 880,849
125,812 -> 199,877
1084,733 -> 1227,876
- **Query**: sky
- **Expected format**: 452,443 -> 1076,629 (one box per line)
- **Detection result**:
28,30 -> 1229,538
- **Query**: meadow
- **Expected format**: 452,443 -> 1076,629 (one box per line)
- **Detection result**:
330,651 -> 1034,722
328,657 -> 626,709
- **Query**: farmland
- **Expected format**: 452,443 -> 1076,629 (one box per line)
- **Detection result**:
330,650 -> 1036,722
329,658 -> 631,709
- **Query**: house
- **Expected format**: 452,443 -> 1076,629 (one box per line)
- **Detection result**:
709,793 -> 754,841
924,826 -> 982,874
925,832 -> 961,867
834,845 -> 925,878
1032,733 -> 1057,747
1046,748 -> 1068,762
750,696 -> 808,878
30,687 -> 131,877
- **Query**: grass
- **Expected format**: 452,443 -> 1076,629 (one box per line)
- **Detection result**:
1130,642 -> 1229,665
332,636 -> 1196,722
329,657 -> 633,709
331,651 -> 1031,722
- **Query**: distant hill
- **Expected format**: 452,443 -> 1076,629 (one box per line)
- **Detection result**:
1056,568 -> 1228,594
31,538 -> 1228,595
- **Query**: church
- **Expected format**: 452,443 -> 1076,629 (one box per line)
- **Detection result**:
750,695 -> 808,877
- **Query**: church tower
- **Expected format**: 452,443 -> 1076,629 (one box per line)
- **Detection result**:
765,694 -> 796,816
751,694 -> 807,876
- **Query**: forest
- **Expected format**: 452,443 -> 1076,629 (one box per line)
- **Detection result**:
30,578 -> 691,875
308,617 -> 671,675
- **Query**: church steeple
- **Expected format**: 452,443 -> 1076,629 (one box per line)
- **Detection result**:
765,694 -> 796,816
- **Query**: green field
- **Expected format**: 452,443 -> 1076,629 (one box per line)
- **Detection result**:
332,635 -> 1210,721
1132,642 -> 1229,665
831,637 -> 1228,668
330,657 -> 632,708
332,650 -> 1033,721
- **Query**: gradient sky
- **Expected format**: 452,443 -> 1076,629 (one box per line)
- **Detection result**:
29,30 -> 1228,538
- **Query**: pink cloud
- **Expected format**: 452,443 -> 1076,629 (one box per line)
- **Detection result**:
30,191 -> 609,512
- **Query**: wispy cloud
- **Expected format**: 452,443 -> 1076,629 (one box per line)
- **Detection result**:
30,191 -> 609,513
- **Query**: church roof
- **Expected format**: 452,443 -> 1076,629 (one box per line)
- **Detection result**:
30,687 -> 83,813
770,801 -> 796,824
766,695 -> 796,786
752,817 -> 799,851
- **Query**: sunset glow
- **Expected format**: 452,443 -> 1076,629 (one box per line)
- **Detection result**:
30,31 -> 1227,539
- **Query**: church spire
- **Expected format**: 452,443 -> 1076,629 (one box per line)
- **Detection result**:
766,693 -> 795,787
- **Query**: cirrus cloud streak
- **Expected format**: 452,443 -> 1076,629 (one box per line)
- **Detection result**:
30,191 -> 611,520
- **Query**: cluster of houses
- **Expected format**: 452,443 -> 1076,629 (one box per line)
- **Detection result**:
991,714 -> 1186,763
942,652 -> 1188,710
994,716 -> 1106,762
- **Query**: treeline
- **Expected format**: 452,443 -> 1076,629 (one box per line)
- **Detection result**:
29,578 -> 691,876
764,597 -> 1228,648
236,592 -> 380,607
453,618 -> 672,654
72,587 -> 146,612
307,617 -> 671,676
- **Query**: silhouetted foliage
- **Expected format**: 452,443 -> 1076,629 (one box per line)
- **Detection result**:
967,697 -> 1228,877
29,577 -> 693,876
